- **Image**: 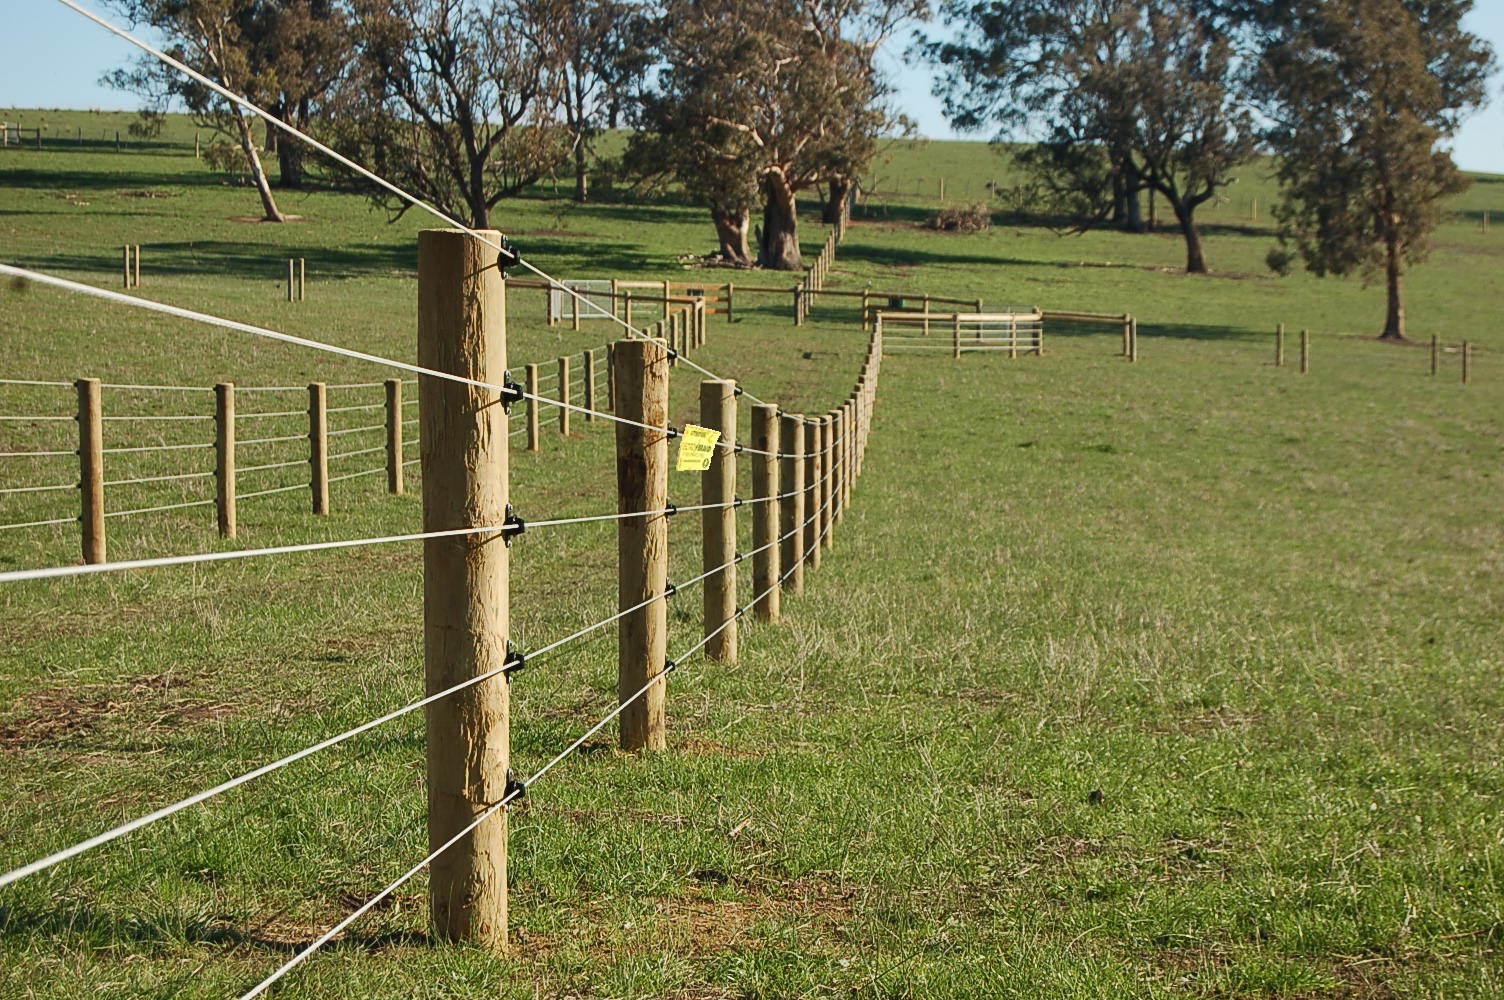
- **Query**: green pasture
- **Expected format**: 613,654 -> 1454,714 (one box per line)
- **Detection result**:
0,113 -> 1500,998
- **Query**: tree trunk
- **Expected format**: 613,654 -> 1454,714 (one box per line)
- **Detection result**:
1382,237 -> 1406,339
1173,200 -> 1207,273
1121,156 -> 1146,233
822,177 -> 851,225
711,206 -> 752,266
758,170 -> 802,271
573,139 -> 589,203
276,126 -> 305,190
232,106 -> 286,222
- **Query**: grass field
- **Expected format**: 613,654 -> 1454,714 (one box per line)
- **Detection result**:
1,111 -> 1501,999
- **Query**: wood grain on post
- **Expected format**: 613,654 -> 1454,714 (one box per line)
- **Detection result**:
582,349 -> 596,423
614,338 -> 670,752
77,378 -> 106,565
779,413 -> 806,595
417,227 -> 510,949
1300,329 -> 1310,375
701,380 -> 737,663
1276,324 -> 1285,367
557,355 -> 571,436
385,378 -> 403,495
308,382 -> 329,514
215,382 -> 236,538
804,419 -> 821,570
525,364 -> 540,451
751,404 -> 780,623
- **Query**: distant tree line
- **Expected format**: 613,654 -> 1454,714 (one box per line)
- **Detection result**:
930,0 -> 1494,337
108,0 -> 1492,335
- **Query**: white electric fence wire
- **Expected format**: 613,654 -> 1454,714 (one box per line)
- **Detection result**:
102,442 -> 213,455
238,458 -> 307,474
99,383 -> 213,392
52,0 -> 768,406
239,433 -> 306,447
327,444 -> 386,462
0,415 -> 72,422
237,482 -> 309,500
104,470 -> 214,486
0,449 -> 75,458
325,403 -> 385,414
327,466 -> 386,484
0,379 -> 71,387
0,516 -> 77,531
326,424 -> 384,438
236,410 -> 307,420
0,482 -> 77,495
326,382 -> 387,390
101,414 -> 212,423
105,498 -> 215,518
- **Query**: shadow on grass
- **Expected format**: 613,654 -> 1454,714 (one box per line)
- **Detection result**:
0,165 -> 219,193
1139,321 -> 1268,343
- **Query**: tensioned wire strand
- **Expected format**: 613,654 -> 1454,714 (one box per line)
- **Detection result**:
50,0 -> 767,406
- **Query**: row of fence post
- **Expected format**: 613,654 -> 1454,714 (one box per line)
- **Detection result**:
415,226 -> 882,953
1276,325 -> 1473,382
793,228 -> 841,326
66,376 -> 409,563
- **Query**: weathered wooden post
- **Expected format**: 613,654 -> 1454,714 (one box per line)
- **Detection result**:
779,413 -> 806,595
287,260 -> 296,302
818,417 -> 833,552
308,382 -> 329,514
582,349 -> 596,423
1300,329 -> 1310,375
417,227 -> 511,948
953,314 -> 962,360
614,338 -> 670,752
216,382 -> 237,538
525,364 -> 540,452
793,286 -> 804,327
701,380 -> 738,663
752,404 -> 780,623
1122,316 -> 1131,358
803,419 -> 821,571
830,409 -> 845,527
624,289 -> 633,328
133,246 -> 140,289
77,378 -> 106,565
605,344 -> 616,412
1275,324 -> 1285,367
298,258 -> 306,302
572,285 -> 581,331
557,355 -> 571,436
923,293 -> 931,336
385,378 -> 404,495
725,282 -> 735,324
122,245 -> 130,289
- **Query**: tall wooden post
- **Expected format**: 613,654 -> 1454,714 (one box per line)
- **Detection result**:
572,286 -> 581,331
122,246 -> 131,289
385,378 -> 404,495
1430,335 -> 1439,377
818,417 -> 833,552
779,413 -> 806,595
525,364 -> 540,452
77,378 -> 106,565
701,380 -> 737,663
287,259 -> 296,302
1122,316 -> 1131,357
752,404 -> 780,623
606,344 -> 616,412
582,349 -> 596,423
832,408 -> 845,526
624,290 -> 633,328
417,227 -> 510,949
215,382 -> 237,538
804,419 -> 821,570
923,293 -> 931,336
614,338 -> 670,752
298,258 -> 306,302
1128,318 -> 1137,363
1276,324 -> 1285,367
725,282 -> 735,324
133,246 -> 140,289
1300,329 -> 1310,375
308,382 -> 329,514
953,314 -> 961,360
557,355 -> 571,436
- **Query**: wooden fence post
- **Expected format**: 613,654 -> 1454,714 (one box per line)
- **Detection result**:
605,344 -> 616,412
572,286 -> 581,331
1300,329 -> 1310,375
77,378 -> 106,565
953,314 -> 961,360
525,363 -> 540,452
287,259 -> 296,302
1128,318 -> 1137,363
804,419 -> 821,570
818,416 -> 833,552
133,246 -> 140,289
725,282 -> 735,324
793,286 -> 803,327
1462,341 -> 1471,385
299,258 -> 306,301
582,349 -> 596,423
779,413 -> 806,595
557,355 -> 571,436
923,294 -> 931,336
862,289 -> 871,332
614,338 -> 670,752
216,382 -> 237,538
701,380 -> 737,664
385,378 -> 404,494
1276,324 -> 1285,367
752,404 -> 781,623
308,382 -> 329,514
831,408 -> 845,526
624,290 -> 633,328
417,227 -> 511,949
1430,335 -> 1439,377
1122,316 -> 1131,358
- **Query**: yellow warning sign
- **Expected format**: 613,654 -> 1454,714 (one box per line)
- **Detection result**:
675,424 -> 720,472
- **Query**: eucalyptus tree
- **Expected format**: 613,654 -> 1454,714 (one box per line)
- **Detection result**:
1255,0 -> 1493,338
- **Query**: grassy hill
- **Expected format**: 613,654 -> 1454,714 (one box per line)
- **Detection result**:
0,112 -> 1500,999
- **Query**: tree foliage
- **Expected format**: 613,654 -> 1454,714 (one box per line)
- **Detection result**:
929,0 -> 1256,272
337,0 -> 569,229
1255,0 -> 1493,338
631,0 -> 918,269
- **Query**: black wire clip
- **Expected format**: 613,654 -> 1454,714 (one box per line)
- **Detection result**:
497,234 -> 521,275
733,495 -> 745,508
502,641 -> 526,678
664,581 -> 678,599
498,370 -> 523,413
504,769 -> 527,801
664,501 -> 679,517
666,347 -> 679,360
665,425 -> 681,440
733,443 -> 744,455
733,385 -> 745,397
501,504 -> 526,545
663,660 -> 678,675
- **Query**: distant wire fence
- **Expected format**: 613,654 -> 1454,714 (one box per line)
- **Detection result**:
0,232 -> 881,997
0,335 -> 638,561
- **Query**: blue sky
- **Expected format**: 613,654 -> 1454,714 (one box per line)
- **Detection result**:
3,1 -> 1502,175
